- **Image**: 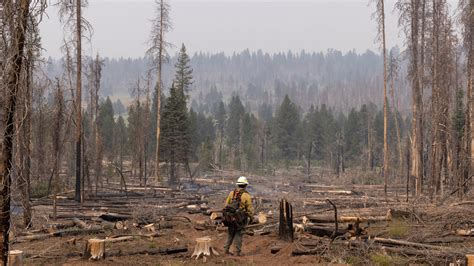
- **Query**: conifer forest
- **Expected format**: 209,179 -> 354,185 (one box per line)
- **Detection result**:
2,0 -> 474,265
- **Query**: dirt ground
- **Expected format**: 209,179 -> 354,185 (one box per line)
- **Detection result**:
10,168 -> 474,265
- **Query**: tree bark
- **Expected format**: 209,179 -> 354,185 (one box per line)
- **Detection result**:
278,198 -> 293,242
380,0 -> 389,199
75,0 -> 83,203
410,0 -> 424,196
0,0 -> 30,264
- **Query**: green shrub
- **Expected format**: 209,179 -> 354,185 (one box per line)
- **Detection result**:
30,182 -> 49,198
388,220 -> 409,238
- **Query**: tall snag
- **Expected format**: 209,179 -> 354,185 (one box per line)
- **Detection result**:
0,0 -> 30,263
397,0 -> 424,196
372,0 -> 390,197
148,0 -> 172,182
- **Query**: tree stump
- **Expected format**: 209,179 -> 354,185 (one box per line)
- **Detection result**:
191,236 -> 219,261
8,250 -> 23,266
467,254 -> 474,266
84,239 -> 105,260
279,198 -> 293,242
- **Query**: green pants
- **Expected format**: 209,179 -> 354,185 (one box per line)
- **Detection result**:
224,226 -> 243,253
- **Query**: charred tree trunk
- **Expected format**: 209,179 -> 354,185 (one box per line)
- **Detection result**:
409,0 -> 424,196
0,0 -> 30,263
278,198 -> 293,242
75,0 -> 83,203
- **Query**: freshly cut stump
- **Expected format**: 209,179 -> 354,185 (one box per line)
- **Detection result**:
191,236 -> 219,260
84,239 -> 105,260
8,250 -> 23,266
467,254 -> 474,266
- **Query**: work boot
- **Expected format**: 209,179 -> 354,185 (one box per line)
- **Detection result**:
224,249 -> 233,255
235,251 -> 242,256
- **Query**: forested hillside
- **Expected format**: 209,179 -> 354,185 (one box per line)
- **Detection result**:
45,47 -> 408,114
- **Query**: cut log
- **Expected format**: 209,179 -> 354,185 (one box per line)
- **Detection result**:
305,225 -> 347,238
279,198 -> 294,242
99,213 -> 130,222
252,213 -> 267,224
456,229 -> 474,236
96,246 -> 188,258
73,218 -> 89,229
44,221 -> 76,231
84,239 -> 105,260
8,250 -> 23,266
311,190 -> 360,195
373,237 -> 458,251
305,214 -> 391,223
210,212 -> 221,221
13,228 -> 104,243
191,236 -> 219,260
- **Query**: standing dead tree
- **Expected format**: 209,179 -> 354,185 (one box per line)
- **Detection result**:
459,0 -> 474,198
148,0 -> 172,183
428,0 -> 456,197
397,0 -> 424,196
388,50 -> 404,181
372,0 -> 390,198
57,0 -> 91,202
0,0 -> 31,263
52,79 -> 64,220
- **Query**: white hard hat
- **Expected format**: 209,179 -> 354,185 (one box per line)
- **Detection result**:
236,176 -> 249,185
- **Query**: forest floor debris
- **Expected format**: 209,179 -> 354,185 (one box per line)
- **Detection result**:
10,169 -> 474,265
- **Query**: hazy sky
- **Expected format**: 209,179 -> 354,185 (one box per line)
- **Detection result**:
39,0 -> 457,58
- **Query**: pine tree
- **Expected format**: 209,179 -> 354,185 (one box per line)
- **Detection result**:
274,95 -> 300,163
160,84 -> 190,184
174,44 -> 193,93
213,101 -> 226,168
97,97 -> 115,160
226,96 -> 245,169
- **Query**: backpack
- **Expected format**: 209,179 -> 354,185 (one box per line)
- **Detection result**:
222,189 -> 247,228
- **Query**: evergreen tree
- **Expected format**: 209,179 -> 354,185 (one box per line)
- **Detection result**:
226,95 -> 245,169
274,95 -> 300,162
213,101 -> 226,168
160,84 -> 190,184
97,97 -> 115,159
114,115 -> 128,169
188,108 -> 199,161
174,44 -> 193,93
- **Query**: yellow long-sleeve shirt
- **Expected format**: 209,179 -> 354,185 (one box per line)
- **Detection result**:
225,188 -> 253,217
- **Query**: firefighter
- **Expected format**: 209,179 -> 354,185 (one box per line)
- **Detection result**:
223,176 -> 253,256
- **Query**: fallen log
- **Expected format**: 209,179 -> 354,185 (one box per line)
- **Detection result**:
13,228 -> 104,243
305,225 -> 347,238
107,246 -> 188,257
73,218 -> 89,229
99,213 -> 130,222
456,229 -> 474,236
43,221 -> 76,231
422,236 -> 468,244
210,212 -> 221,221
372,237 -> 458,251
305,214 -> 390,223
253,213 -> 267,224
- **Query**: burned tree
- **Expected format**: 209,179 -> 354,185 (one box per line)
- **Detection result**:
148,0 -> 172,182
460,0 -> 474,197
58,0 -> 91,202
0,0 -> 31,263
372,0 -> 390,197
397,0 -> 424,196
